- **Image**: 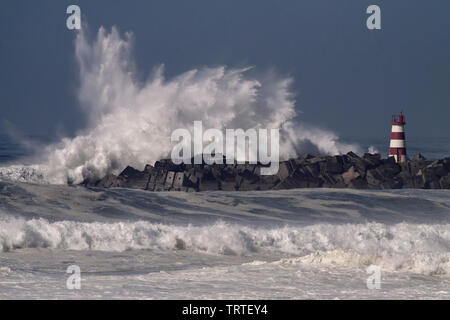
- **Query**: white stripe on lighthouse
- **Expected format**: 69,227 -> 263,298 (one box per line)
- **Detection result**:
391,125 -> 404,133
390,140 -> 405,148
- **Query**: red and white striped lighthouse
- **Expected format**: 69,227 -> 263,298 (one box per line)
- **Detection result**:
389,112 -> 407,163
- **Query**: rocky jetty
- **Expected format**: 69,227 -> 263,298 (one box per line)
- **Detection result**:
84,153 -> 450,191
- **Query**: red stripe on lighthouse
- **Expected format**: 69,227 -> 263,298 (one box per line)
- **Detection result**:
389,148 -> 406,155
391,132 -> 405,140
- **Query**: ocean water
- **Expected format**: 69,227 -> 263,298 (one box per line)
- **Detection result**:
0,134 -> 449,299
349,136 -> 450,162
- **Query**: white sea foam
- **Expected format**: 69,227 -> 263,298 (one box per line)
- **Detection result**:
0,26 -> 360,184
1,215 -> 448,275
0,165 -> 45,184
368,145 -> 379,154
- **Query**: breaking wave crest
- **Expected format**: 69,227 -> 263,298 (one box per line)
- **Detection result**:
1,215 -> 448,275
0,26 -> 360,184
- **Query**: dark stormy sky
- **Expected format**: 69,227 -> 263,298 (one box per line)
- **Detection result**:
1,0 -> 449,140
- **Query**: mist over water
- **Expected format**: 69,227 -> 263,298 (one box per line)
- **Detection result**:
1,26 -> 360,184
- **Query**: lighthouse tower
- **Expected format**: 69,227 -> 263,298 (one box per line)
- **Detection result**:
389,112 -> 407,163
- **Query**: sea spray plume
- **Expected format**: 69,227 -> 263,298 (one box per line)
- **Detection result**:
1,26 -> 361,184
281,121 -> 361,159
368,145 -> 379,154
47,26 -> 297,183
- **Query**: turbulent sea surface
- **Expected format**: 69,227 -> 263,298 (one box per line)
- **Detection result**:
2,24 -> 449,299
0,135 -> 449,299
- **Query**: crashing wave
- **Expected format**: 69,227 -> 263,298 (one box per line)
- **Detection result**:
1,215 -> 448,275
0,26 -> 360,185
